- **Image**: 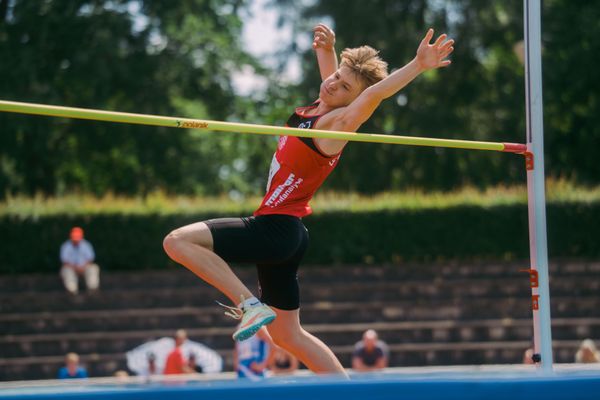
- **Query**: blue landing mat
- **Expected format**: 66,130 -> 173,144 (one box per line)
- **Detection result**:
2,368 -> 600,400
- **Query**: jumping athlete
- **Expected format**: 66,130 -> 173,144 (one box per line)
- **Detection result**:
163,24 -> 454,375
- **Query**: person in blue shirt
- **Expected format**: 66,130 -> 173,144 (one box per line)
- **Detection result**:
60,226 -> 100,294
234,327 -> 275,381
57,352 -> 88,379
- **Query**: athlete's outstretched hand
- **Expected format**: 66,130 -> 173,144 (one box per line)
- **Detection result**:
416,28 -> 454,70
312,23 -> 336,51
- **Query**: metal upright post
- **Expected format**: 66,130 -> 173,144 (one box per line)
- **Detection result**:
524,0 -> 553,373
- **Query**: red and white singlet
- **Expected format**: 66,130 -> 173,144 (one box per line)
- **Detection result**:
254,103 -> 342,218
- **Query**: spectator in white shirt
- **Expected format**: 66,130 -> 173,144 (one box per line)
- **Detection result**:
60,227 -> 100,294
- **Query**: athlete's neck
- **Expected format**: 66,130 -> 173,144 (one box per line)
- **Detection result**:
310,99 -> 335,116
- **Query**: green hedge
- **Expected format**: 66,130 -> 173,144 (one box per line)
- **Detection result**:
1,202 -> 598,274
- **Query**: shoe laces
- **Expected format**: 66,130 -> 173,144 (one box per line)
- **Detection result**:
215,295 -> 245,320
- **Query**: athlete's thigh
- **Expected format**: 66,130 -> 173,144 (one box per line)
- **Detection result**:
204,217 -> 270,263
170,221 -> 214,250
256,262 -> 300,310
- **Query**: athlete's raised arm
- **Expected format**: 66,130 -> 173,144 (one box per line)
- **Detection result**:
312,23 -> 338,81
325,29 -> 454,134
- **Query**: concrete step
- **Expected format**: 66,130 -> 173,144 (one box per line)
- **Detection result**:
2,297 -> 599,335
2,274 -> 597,314
1,318 -> 598,359
1,260 -> 597,293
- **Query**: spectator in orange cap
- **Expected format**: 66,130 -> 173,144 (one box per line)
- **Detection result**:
59,226 -> 100,294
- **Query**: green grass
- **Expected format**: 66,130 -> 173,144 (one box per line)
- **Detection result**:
2,179 -> 600,218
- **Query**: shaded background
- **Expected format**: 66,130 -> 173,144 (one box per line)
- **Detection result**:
1,0 -> 599,382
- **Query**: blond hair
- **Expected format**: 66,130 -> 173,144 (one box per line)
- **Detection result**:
340,46 -> 389,88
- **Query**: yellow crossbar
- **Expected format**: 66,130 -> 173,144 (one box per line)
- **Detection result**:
0,100 -> 525,153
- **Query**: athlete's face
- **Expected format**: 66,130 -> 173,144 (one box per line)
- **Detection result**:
319,66 -> 365,108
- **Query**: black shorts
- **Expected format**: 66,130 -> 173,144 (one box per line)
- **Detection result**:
204,214 -> 309,310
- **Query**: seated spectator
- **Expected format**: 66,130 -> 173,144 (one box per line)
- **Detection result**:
522,347 -> 535,364
187,352 -> 204,373
164,330 -> 195,374
352,329 -> 389,372
146,351 -> 158,375
575,339 -> 600,363
59,227 -> 100,294
114,370 -> 129,382
183,341 -> 222,374
269,347 -> 299,375
234,327 -> 274,381
126,334 -> 222,376
57,352 -> 88,379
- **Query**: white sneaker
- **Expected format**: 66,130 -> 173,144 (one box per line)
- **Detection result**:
217,298 -> 276,342
233,303 -> 276,341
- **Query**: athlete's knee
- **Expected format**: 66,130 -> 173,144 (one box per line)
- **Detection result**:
162,229 -> 186,257
163,223 -> 213,257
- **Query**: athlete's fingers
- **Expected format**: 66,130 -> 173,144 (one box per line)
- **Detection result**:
440,46 -> 454,59
314,29 -> 333,44
421,28 -> 434,46
315,23 -> 333,34
439,39 -> 454,51
433,33 -> 448,48
313,25 -> 330,37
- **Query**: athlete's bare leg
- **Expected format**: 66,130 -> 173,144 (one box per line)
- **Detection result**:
267,307 -> 348,377
163,222 -> 254,305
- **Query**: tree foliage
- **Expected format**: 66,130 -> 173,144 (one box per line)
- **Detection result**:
0,0 -> 264,197
0,0 -> 598,198
275,0 -> 599,191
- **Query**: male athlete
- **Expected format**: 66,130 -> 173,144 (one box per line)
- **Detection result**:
163,24 -> 454,375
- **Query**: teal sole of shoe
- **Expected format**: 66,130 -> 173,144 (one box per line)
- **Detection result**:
233,315 -> 276,342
